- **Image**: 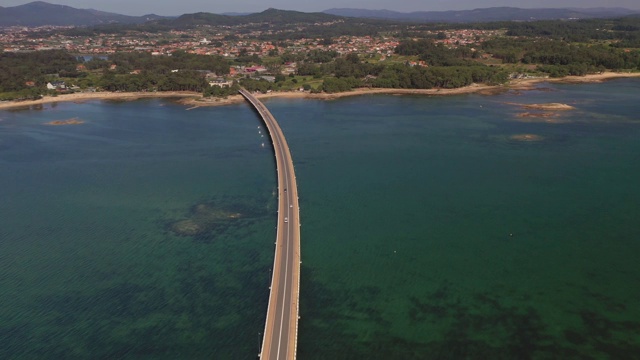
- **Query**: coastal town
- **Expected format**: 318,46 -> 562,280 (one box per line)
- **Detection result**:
1,23 -> 500,57
1,7 -> 639,103
0,18 -> 516,102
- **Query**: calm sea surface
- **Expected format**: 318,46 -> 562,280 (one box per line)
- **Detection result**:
1,80 -> 639,359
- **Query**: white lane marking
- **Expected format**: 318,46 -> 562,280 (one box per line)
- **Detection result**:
243,91 -> 297,359
247,93 -> 282,359
275,117 -> 291,360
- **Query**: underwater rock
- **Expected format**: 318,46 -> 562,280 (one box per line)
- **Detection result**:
509,134 -> 544,142
170,219 -> 205,237
521,103 -> 575,111
46,117 -> 84,126
505,102 -> 576,111
514,112 -> 571,124
168,201 -> 244,238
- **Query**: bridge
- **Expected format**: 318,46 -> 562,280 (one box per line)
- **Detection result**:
239,89 -> 301,360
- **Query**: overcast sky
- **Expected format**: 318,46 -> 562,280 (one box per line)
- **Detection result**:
4,0 -> 640,16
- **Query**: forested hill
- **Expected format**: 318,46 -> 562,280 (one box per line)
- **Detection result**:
67,9 -> 362,37
0,1 -> 164,27
0,3 -> 342,28
167,8 -> 342,27
4,3 -> 639,28
324,7 -> 640,22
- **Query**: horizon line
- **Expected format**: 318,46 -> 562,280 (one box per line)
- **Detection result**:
3,1 -> 640,18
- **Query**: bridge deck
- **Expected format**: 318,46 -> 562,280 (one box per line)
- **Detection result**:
239,89 -> 301,360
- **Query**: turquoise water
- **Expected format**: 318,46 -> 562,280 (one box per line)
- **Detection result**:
0,100 -> 276,358
1,80 -> 640,359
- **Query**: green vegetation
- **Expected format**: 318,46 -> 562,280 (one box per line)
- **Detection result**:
504,17 -> 640,43
95,51 -> 230,92
370,64 -> 508,89
481,37 -> 640,76
395,39 -> 477,66
0,50 -> 79,100
0,51 -> 230,99
2,16 -> 640,101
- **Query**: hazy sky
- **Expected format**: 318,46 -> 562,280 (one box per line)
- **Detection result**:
4,0 -> 640,16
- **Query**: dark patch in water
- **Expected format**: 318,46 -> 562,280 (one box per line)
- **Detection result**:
578,309 -> 640,350
4,254 -> 273,359
581,287 -> 628,313
403,288 -> 640,359
298,267 -> 383,359
564,329 -> 587,345
165,196 -> 270,242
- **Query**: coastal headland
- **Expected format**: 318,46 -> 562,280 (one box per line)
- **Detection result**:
1,72 -> 639,111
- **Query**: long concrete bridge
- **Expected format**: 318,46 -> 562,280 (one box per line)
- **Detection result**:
239,89 -> 301,360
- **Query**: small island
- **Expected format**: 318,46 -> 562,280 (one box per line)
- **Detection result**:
521,103 -> 575,111
45,117 -> 84,126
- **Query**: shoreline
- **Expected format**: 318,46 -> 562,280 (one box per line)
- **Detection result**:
0,91 -> 201,110
1,72 -> 639,111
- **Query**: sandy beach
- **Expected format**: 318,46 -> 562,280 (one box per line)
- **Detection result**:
1,72 -> 639,111
0,91 -> 201,110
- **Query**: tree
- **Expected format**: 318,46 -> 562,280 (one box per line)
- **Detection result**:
345,53 -> 360,64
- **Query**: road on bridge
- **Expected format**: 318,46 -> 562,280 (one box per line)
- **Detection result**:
239,89 -> 301,360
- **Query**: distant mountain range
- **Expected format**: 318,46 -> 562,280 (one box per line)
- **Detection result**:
0,1 -> 165,27
166,8 -> 340,27
1,1 -> 640,28
323,7 -> 640,22
0,2 -> 339,27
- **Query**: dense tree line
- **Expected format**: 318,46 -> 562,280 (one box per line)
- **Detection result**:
315,63 -> 508,93
395,39 -> 477,66
293,48 -> 509,93
371,64 -> 508,89
0,50 -> 232,99
306,50 -> 339,63
322,77 -> 362,93
481,37 -> 640,73
203,82 -> 240,97
0,50 -> 80,100
504,17 -> 640,42
296,52 -> 384,79
98,70 -> 209,92
238,78 -> 276,93
522,44 -> 639,70
100,51 -> 229,75
91,51 -> 230,93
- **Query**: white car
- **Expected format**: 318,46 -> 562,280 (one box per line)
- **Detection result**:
284,217 -> 288,223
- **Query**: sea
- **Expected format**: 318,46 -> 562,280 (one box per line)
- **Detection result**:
1,79 -> 639,359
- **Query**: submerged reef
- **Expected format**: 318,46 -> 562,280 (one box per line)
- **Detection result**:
168,201 -> 244,238
509,134 -> 545,142
46,117 -> 84,126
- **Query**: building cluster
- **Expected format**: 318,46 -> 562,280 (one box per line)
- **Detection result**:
1,24 -> 463,59
431,29 -> 504,47
1,27 -> 404,60
0,24 -> 502,90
